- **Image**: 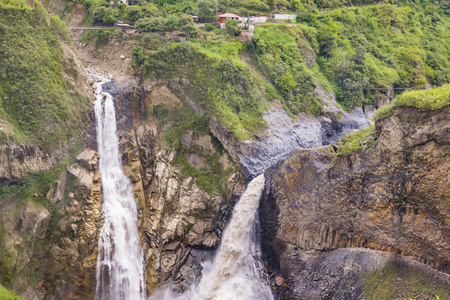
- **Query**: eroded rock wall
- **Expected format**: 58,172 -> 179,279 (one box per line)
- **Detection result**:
261,105 -> 450,298
0,149 -> 102,300
109,81 -> 246,294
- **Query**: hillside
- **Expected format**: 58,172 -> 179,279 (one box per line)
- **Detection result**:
0,0 -> 91,151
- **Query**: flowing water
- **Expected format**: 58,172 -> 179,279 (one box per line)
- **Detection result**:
150,174 -> 273,300
93,79 -> 146,300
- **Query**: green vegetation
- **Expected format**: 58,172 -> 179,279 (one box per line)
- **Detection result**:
0,285 -> 24,300
225,18 -> 242,36
336,124 -> 375,154
81,28 -> 123,49
196,0 -> 217,19
129,0 -> 449,140
310,4 -> 449,109
364,260 -> 450,300
135,13 -> 198,37
252,24 -> 324,116
133,41 -> 266,140
375,84 -> 450,120
0,0 -> 90,150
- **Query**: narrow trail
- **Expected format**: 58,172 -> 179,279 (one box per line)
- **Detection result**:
69,26 -> 114,29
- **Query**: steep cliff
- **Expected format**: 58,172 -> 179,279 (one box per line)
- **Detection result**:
261,101 -> 450,298
0,2 -> 98,298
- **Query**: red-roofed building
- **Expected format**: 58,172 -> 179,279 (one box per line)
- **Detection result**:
218,13 -> 241,24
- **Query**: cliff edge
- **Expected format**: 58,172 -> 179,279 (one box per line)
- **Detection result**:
261,100 -> 450,299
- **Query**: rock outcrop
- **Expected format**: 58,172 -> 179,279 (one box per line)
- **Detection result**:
108,81 -> 246,294
211,95 -> 369,179
0,145 -> 57,181
0,148 -> 102,300
260,105 -> 450,298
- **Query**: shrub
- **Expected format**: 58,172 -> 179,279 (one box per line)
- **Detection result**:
337,124 -> 375,154
225,18 -> 241,36
50,15 -> 71,42
196,0 -> 218,19
205,23 -> 214,31
374,84 -> 450,120
92,6 -> 118,25
126,5 -> 141,21
135,17 -> 164,32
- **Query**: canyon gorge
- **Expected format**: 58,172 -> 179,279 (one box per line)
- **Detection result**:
0,0 -> 449,299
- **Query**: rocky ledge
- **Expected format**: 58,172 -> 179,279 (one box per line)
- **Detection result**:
260,105 -> 450,298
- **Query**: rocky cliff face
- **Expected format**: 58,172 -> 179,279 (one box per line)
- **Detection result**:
211,93 -> 370,179
105,80 -> 246,294
261,105 -> 450,298
0,145 -> 58,181
0,148 -> 102,300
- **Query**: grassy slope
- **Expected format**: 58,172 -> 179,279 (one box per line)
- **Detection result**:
364,261 -> 450,300
375,84 -> 450,119
128,0 -> 448,142
0,0 -> 90,151
0,285 -> 24,300
133,40 -> 267,140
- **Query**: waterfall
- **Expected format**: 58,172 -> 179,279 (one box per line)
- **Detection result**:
150,174 -> 273,300
93,79 -> 146,300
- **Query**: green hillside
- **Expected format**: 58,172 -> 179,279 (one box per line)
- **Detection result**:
0,0 -> 90,151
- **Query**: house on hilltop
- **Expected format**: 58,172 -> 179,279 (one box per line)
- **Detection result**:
218,13 -> 241,24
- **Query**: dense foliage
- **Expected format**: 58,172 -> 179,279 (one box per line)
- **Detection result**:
0,0 -> 90,150
251,24 -> 324,116
133,41 -> 267,140
312,4 -> 450,109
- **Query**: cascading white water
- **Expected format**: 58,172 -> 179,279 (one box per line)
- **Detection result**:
151,174 -> 273,300
93,79 -> 146,300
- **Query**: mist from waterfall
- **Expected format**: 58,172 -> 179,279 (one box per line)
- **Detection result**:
150,174 -> 273,300
93,79 -> 146,300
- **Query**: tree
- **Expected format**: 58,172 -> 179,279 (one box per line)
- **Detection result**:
225,18 -> 241,36
127,5 -> 142,21
267,0 -> 275,19
34,0 -> 48,23
353,46 -> 366,65
101,7 -> 117,25
135,17 -> 164,32
196,0 -> 218,19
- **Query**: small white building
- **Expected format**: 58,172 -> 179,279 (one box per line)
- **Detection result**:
240,16 -> 267,24
274,14 -> 296,20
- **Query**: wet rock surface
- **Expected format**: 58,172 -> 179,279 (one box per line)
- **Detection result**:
211,96 -> 369,179
107,80 -> 246,294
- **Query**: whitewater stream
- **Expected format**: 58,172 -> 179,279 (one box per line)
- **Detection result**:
150,174 -> 273,300
93,79 -> 146,300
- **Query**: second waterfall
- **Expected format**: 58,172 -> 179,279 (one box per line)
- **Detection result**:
150,174 -> 273,300
93,79 -> 146,300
